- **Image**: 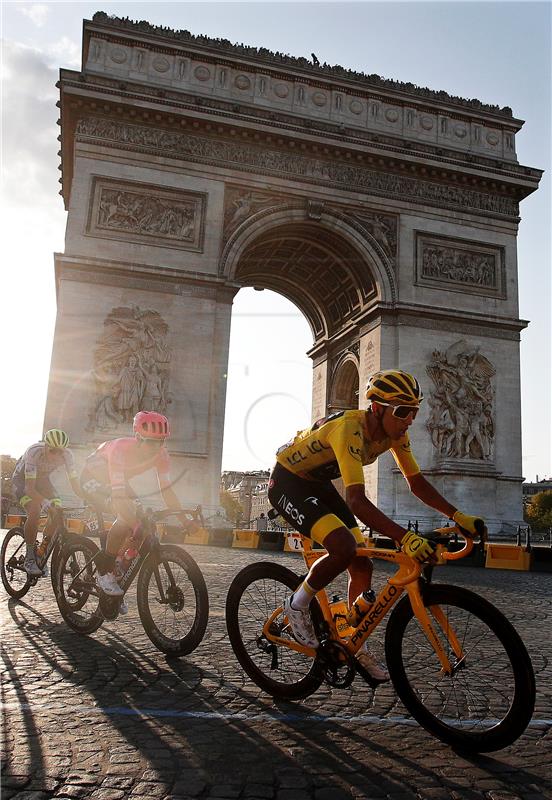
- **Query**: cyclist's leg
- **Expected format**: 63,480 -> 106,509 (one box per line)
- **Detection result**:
314,482 -> 373,606
14,475 -> 52,575
94,484 -> 136,596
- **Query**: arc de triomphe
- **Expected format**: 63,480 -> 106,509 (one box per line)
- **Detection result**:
44,14 -> 541,529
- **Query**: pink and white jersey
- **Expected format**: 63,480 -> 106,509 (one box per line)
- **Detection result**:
84,437 -> 171,492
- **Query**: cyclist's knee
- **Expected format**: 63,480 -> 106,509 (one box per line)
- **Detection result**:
323,527 -> 358,567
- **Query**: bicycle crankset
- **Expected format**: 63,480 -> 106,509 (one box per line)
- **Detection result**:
318,640 -> 356,688
99,593 -> 120,621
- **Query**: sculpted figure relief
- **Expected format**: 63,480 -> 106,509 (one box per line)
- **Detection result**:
426,341 -> 495,461
97,187 -> 197,241
87,306 -> 172,432
421,243 -> 497,288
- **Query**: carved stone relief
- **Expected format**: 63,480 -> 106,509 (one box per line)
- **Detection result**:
222,186 -> 290,243
86,306 -> 172,432
87,176 -> 206,251
416,234 -> 505,296
350,211 -> 397,262
76,117 -> 519,218
426,341 -> 495,461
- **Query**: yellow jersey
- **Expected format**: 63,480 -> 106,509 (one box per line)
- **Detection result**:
275,410 -> 420,487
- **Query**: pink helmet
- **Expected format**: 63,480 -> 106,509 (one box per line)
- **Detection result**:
133,411 -> 170,440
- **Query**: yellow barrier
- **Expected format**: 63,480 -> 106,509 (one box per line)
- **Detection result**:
66,518 -> 87,534
5,514 -> 25,527
184,527 -> 210,546
232,529 -> 260,549
485,543 -> 532,571
5,514 -> 47,529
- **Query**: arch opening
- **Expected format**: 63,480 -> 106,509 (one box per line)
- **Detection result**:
233,221 -> 378,342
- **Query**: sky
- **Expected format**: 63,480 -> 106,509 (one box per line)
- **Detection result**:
0,0 -> 550,481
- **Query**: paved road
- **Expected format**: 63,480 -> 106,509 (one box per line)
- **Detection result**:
1,539 -> 551,800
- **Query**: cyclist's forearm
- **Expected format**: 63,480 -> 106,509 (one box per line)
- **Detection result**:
348,490 -> 406,541
408,473 -> 456,518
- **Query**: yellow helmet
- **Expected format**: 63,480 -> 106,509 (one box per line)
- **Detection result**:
365,370 -> 423,405
44,429 -> 69,448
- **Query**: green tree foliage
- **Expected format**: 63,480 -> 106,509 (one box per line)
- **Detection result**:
524,490 -> 552,530
219,489 -> 243,524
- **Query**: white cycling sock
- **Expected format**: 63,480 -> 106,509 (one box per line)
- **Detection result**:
290,579 -> 316,610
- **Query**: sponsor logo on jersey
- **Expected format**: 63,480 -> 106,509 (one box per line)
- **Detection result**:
305,496 -> 319,505
348,444 -> 362,461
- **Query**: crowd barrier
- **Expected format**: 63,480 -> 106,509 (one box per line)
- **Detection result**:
484,543 -> 532,571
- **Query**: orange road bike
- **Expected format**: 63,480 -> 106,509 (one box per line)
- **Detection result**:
225,528 -> 535,752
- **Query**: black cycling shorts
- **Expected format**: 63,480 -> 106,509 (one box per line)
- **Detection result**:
267,462 -> 364,545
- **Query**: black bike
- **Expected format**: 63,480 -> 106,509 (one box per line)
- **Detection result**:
1,505 -> 75,599
53,507 -> 209,656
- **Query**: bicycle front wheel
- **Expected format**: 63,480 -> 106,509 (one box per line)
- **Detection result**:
225,561 -> 323,700
54,537 -> 104,635
1,527 -> 32,599
385,584 -> 535,752
136,544 -> 209,656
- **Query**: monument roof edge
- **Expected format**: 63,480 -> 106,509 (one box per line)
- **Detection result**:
85,13 -> 517,123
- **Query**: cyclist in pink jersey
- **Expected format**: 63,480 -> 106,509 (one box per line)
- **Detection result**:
81,411 -> 192,596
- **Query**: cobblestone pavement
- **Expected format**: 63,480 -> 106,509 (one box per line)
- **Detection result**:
1,537 -> 551,800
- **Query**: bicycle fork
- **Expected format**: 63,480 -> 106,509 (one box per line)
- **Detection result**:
407,584 -> 465,676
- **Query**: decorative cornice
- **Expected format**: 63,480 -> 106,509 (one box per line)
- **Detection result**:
75,116 -> 520,219
62,72 -> 540,182
90,13 -> 514,119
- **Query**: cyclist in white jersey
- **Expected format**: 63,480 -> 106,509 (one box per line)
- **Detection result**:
12,429 -> 83,576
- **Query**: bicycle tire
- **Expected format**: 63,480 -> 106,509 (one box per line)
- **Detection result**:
385,583 -> 536,752
54,536 -> 104,635
136,544 -> 209,656
225,561 -> 324,701
1,527 -> 32,599
50,542 -> 63,595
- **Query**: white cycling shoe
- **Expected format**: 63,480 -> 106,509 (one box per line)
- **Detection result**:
283,596 -> 319,649
96,571 -> 124,597
356,647 -> 390,682
119,598 -> 129,615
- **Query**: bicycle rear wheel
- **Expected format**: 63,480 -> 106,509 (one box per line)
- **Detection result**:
385,584 -> 535,752
225,561 -> 323,700
1,527 -> 33,599
54,536 -> 104,634
136,544 -> 209,656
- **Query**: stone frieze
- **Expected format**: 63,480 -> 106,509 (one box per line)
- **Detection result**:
76,116 -> 519,218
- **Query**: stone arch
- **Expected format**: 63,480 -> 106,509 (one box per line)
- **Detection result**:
220,205 -> 396,341
328,354 -> 360,412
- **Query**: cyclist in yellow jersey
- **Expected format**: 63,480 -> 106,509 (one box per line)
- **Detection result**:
268,369 -> 485,681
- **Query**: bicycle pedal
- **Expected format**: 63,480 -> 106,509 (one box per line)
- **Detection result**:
354,661 -> 388,689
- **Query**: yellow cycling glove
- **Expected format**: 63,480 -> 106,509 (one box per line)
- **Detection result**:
452,511 -> 486,537
400,530 -> 436,563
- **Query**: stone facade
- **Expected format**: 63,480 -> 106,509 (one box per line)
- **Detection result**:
45,14 -> 541,526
